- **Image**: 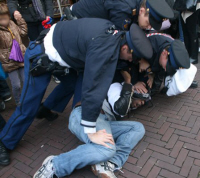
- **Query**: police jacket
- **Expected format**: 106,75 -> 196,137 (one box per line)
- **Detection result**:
53,18 -> 124,130
146,34 -> 173,73
7,0 -> 53,22
72,0 -> 141,30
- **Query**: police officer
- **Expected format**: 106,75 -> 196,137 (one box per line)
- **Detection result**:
67,0 -> 174,30
0,19 -> 153,166
139,33 -> 191,95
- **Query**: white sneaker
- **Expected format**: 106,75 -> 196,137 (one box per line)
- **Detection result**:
33,156 -> 55,178
91,162 -> 117,178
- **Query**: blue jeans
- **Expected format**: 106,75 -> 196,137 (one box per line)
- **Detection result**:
53,107 -> 145,177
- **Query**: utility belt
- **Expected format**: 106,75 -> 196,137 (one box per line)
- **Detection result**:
30,52 -> 70,77
29,29 -> 71,77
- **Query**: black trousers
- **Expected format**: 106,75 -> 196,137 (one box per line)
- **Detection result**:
0,80 -> 11,98
181,9 -> 200,61
0,114 -> 6,132
27,21 -> 44,41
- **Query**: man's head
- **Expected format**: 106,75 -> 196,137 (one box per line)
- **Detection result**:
120,44 -> 133,62
0,4 -> 10,27
159,40 -> 190,73
124,24 -> 153,62
138,0 -> 174,30
138,0 -> 151,29
132,98 -> 145,109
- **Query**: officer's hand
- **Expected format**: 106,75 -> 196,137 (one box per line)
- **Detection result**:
139,58 -> 150,73
147,74 -> 155,89
46,16 -> 50,20
14,11 -> 22,20
120,70 -> 131,84
134,82 -> 148,94
87,129 -> 115,149
132,99 -> 145,108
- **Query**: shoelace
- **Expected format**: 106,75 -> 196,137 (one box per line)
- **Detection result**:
37,160 -> 54,178
103,162 -> 124,174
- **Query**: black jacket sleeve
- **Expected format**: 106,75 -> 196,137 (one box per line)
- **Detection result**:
104,0 -> 133,29
114,83 -> 133,116
80,34 -> 121,129
43,0 -> 54,17
7,0 -> 18,16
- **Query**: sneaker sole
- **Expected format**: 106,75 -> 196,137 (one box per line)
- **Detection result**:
91,165 -> 112,178
33,156 -> 54,178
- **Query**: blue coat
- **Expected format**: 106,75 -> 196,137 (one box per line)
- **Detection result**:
72,0 -> 141,29
147,34 -> 173,73
53,18 -> 124,128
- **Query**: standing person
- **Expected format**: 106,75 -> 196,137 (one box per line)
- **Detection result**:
7,0 -> 53,41
0,3 -> 27,105
0,20 -> 153,166
175,0 -> 200,64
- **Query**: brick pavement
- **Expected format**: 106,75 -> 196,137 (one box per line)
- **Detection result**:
1,62 -> 200,178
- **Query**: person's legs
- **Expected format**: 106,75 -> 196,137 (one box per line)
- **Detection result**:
0,43 -> 51,150
181,16 -> 190,54
109,121 -> 145,168
0,80 -> 11,101
43,70 -> 78,113
179,13 -> 184,42
19,67 -> 25,84
8,70 -> 21,105
185,10 -> 199,63
37,21 -> 44,35
34,107 -> 116,177
27,22 -> 43,41
0,114 -> 6,132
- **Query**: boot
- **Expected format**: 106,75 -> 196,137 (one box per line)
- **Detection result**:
190,81 -> 198,88
36,104 -> 58,121
0,141 -> 10,166
190,58 -> 198,64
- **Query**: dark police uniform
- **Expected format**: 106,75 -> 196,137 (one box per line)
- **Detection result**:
146,33 -> 190,94
147,33 -> 190,73
0,19 -> 152,150
71,0 -> 174,30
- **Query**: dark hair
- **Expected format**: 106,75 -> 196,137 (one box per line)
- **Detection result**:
0,3 -> 10,16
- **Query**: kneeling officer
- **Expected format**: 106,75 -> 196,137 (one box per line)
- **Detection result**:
0,18 -> 153,165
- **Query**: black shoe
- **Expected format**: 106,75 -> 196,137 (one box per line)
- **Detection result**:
190,81 -> 198,88
0,141 -> 10,166
2,94 -> 12,102
190,58 -> 198,64
36,104 -> 58,121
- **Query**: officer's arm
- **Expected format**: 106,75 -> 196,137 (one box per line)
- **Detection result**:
7,0 -> 18,17
81,38 -> 120,133
104,0 -> 132,29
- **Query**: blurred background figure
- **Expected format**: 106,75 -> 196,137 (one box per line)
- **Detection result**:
174,0 -> 200,64
7,0 -> 53,41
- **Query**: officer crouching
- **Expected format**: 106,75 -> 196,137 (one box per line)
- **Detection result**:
0,18 -> 153,166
